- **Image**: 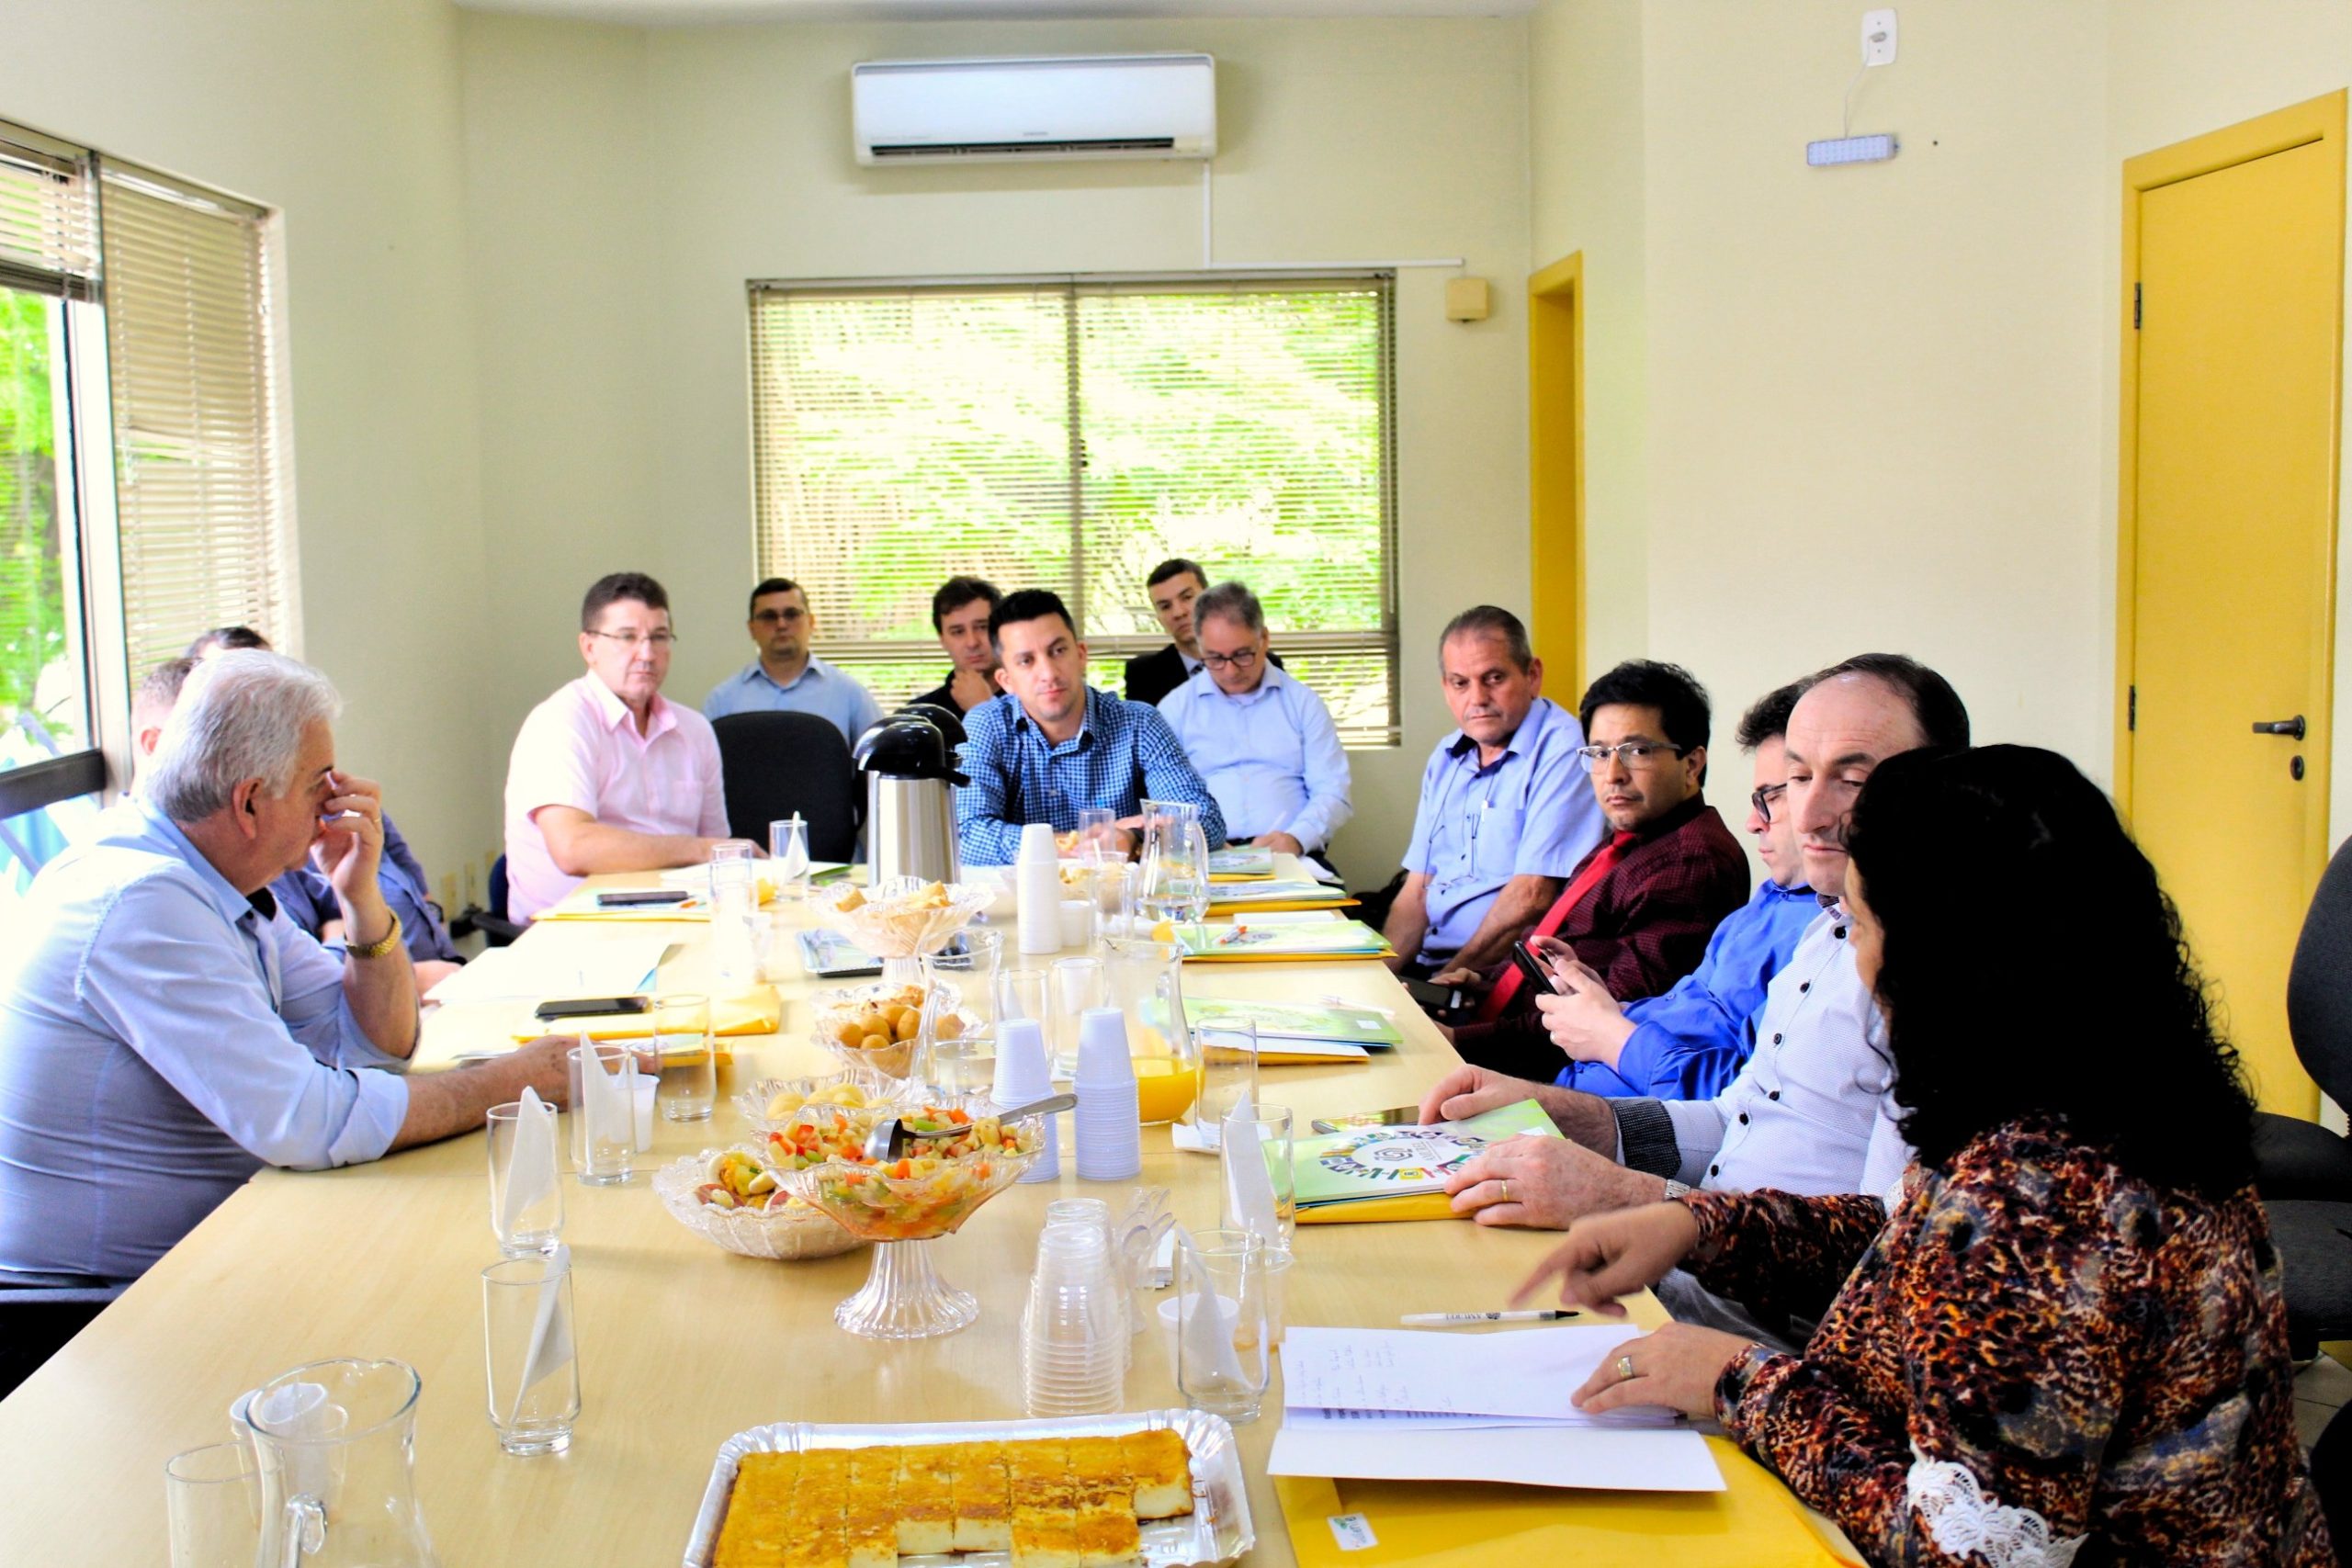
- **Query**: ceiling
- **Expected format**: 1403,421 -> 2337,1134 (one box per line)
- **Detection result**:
453,0 -> 1535,23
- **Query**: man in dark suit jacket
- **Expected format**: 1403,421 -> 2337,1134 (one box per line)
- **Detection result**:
1124,558 -> 1281,706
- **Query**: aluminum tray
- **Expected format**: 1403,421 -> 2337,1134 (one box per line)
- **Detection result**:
683,1407 -> 1252,1567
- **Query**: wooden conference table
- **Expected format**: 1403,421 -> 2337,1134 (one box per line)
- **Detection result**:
0,863 -> 1848,1565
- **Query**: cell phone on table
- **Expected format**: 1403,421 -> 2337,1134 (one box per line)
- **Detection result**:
594,888 -> 692,908
1403,976 -> 1466,1015
534,995 -> 652,1021
1310,1106 -> 1426,1136
1508,938 -> 1566,998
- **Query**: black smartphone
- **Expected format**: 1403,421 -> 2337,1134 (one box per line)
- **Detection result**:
1402,976 -> 1465,1015
595,888 -> 692,908
534,995 -> 652,1021
1509,938 -> 1566,998
1310,1106 -> 1425,1135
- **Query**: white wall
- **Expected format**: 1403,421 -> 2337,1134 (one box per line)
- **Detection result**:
0,0 -> 496,905
460,13 -> 1537,886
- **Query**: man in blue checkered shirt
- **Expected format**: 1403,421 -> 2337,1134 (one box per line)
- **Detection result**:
955,589 -> 1227,865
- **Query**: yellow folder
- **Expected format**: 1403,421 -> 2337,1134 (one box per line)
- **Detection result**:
1204,897 -> 1360,918
1295,1192 -> 1459,1224
512,986 -> 783,1045
1274,1439 -> 1861,1568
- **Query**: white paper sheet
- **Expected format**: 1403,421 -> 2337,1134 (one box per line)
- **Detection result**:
424,933 -> 673,1006
1267,1421 -> 1724,1493
1281,1325 -> 1665,1423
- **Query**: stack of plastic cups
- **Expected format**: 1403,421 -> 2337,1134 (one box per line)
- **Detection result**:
1071,1007 -> 1143,1183
1019,1216 -> 1127,1416
994,1017 -> 1060,1183
1044,1197 -> 1131,1371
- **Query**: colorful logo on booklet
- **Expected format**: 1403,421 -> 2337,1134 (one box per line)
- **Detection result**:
1316,1127 -> 1486,1186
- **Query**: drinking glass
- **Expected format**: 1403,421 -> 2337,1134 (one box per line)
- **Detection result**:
567,1041 -> 636,1185
481,1251 -> 581,1456
1046,955 -> 1106,1081
994,966 -> 1049,1032
1189,1018 -> 1259,1150
768,815 -> 813,901
1222,1101 -> 1296,1249
651,991 -> 715,1122
486,1100 -> 563,1257
1076,806 -> 1117,859
165,1441 -> 273,1568
922,929 -> 1002,1093
1175,1228 -> 1271,1423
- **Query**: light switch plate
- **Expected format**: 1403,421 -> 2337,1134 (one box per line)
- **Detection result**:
1862,8 -> 1897,67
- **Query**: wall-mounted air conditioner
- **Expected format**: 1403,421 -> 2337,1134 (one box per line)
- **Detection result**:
851,54 -> 1216,165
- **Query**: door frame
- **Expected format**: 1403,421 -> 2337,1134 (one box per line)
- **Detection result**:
1528,252 -> 1585,694
2115,91 -> 2346,908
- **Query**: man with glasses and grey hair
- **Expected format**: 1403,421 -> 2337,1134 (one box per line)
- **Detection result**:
503,570 -> 730,920
1156,581 -> 1352,876
0,651 -> 576,1283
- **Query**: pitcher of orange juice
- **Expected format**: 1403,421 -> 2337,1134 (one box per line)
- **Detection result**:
1102,935 -> 1197,1125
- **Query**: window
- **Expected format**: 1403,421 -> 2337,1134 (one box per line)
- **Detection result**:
748,273 -> 1399,746
0,118 -> 288,891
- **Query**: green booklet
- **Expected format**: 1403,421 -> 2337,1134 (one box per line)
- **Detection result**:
1292,1100 -> 1562,1210
1180,997 -> 1402,1050
1171,919 -> 1391,960
1205,878 -> 1351,906
1208,845 -> 1277,877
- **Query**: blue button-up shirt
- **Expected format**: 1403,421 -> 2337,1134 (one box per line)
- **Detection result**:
268,810 -> 460,964
1558,877 -> 1820,1100
0,802 -> 413,1280
703,654 -> 884,745
956,687 -> 1227,865
1401,697 -> 1602,963
1156,665 -> 1353,854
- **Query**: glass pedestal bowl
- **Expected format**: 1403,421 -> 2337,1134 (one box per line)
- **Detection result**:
770,1102 -> 1043,1339
813,878 -> 995,988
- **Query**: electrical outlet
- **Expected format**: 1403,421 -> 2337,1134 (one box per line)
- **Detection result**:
1862,8 -> 1897,67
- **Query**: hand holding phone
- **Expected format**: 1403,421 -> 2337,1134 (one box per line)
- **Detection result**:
1403,976 -> 1467,1016
1509,938 -> 1567,998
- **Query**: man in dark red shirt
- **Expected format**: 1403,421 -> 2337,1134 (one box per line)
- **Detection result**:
1438,660 -> 1750,1078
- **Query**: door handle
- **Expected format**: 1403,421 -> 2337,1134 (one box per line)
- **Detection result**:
2253,716 -> 2308,739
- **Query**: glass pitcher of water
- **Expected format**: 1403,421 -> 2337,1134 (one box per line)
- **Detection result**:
240,1358 -> 439,1566
1136,799 -> 1210,934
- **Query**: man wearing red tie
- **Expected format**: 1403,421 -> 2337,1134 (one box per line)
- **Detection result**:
1437,660 -> 1749,1079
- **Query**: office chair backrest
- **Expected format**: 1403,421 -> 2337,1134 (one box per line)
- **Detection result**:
711,712 -> 861,863
2287,835 -> 2352,1111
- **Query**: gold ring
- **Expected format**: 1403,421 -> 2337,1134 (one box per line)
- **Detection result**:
1615,1354 -> 1636,1382
1498,1179 -> 1511,1203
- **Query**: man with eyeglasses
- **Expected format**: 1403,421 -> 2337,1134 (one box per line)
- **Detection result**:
1437,660 -> 1749,1077
1531,679 -> 1819,1100
703,578 -> 883,745
503,571 -> 730,920
1156,581 -> 1352,877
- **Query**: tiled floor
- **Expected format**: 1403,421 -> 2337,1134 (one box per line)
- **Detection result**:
2297,1350 -> 2352,1450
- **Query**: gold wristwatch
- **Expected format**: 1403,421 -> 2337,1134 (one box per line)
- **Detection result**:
348,910 -> 403,961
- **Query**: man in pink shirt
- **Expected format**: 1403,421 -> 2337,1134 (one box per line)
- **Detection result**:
503,572 -> 731,919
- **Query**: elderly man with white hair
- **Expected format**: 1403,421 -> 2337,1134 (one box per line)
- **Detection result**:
0,651 -> 573,1283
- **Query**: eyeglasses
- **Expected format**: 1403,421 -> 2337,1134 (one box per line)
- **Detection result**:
750,608 -> 808,626
1198,649 -> 1261,672
1575,742 -> 1689,773
1750,782 -> 1788,822
588,630 -> 677,650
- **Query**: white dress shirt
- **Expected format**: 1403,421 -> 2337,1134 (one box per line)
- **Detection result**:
1156,664 -> 1353,853
1615,901 -> 1894,1196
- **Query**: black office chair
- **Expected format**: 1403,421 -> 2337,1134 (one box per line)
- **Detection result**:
2259,836 -> 2352,1353
450,854 -> 526,949
711,712 -> 862,863
0,1276 -> 126,1400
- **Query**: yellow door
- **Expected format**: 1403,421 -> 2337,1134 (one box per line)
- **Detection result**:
2121,94 -> 2345,1119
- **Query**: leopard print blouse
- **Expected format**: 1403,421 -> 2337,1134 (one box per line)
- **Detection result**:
1680,1116 -> 2330,1566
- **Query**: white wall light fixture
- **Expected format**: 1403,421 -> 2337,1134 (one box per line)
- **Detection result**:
1809,8 -> 1898,168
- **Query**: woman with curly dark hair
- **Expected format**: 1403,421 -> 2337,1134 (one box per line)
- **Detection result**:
1517,744 -> 2328,1565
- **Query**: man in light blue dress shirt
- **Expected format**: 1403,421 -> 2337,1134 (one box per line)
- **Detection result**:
703,577 -> 885,745
0,653 -> 573,1281
1384,606 -> 1603,975
1157,581 -> 1351,874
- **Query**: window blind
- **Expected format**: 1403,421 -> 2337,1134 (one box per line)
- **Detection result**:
749,273 -> 1398,746
0,130 -> 96,299
99,166 -> 288,679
